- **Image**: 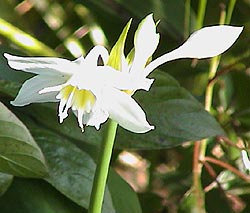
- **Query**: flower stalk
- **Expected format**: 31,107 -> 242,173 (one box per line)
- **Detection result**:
88,119 -> 118,213
192,2 -> 236,212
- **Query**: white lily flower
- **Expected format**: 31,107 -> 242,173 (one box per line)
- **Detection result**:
4,45 -> 154,133
4,14 -> 243,134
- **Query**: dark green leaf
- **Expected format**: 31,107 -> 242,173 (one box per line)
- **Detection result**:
0,102 -> 47,177
0,178 -> 84,213
108,170 -> 142,213
116,71 -> 225,149
31,129 -> 114,212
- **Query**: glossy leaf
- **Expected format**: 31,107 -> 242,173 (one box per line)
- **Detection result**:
0,178 -> 84,213
115,71 -> 225,149
108,170 -> 142,213
31,129 -> 114,212
0,102 -> 47,177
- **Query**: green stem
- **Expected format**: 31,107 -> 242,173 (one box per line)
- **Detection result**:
184,0 -> 191,39
196,0 -> 207,30
226,0 -> 237,24
198,1 -> 226,166
88,120 -> 118,213
192,3 -> 230,212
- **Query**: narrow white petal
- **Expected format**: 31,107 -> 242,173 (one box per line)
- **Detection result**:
59,91 -> 74,122
101,88 -> 154,133
39,84 -> 65,94
77,109 -> 85,132
72,105 -> 108,130
130,14 -> 159,75
241,150 -> 250,170
144,25 -> 243,76
11,75 -> 67,106
4,53 -> 78,75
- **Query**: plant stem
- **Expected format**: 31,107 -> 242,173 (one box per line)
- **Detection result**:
226,0 -> 237,24
196,0 -> 207,30
184,0 -> 191,39
88,120 -> 118,213
192,4 -> 228,212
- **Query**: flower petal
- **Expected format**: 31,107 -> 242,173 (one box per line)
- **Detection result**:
241,150 -> 250,170
130,14 -> 159,75
96,66 -> 154,91
4,53 -> 78,76
144,25 -> 243,76
72,105 -> 109,130
11,75 -> 67,106
85,45 -> 109,65
101,88 -> 154,133
177,25 -> 243,58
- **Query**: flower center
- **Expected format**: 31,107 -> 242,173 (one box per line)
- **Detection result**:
57,85 -> 96,131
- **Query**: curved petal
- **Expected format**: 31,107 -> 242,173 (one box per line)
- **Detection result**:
4,53 -> 78,76
72,105 -> 108,130
11,75 -> 67,106
144,25 -> 243,76
241,150 -> 250,170
101,87 -> 154,133
130,14 -> 159,75
85,45 -> 109,65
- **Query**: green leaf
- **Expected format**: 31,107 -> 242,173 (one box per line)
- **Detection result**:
31,128 -> 142,213
107,169 -> 142,213
0,172 -> 13,196
0,178 -> 84,213
107,19 -> 132,69
32,129 -> 114,212
0,102 -> 47,177
115,71 -> 225,149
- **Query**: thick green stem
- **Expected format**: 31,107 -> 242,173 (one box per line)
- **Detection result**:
88,120 -> 118,213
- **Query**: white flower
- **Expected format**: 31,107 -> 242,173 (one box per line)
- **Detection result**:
241,150 -> 250,171
4,14 -> 243,134
4,45 -> 153,133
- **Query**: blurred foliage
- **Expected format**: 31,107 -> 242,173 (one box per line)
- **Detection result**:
0,0 -> 250,212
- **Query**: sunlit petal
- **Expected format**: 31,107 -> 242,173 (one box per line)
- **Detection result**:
241,150 -> 250,170
4,53 -> 78,75
130,14 -> 159,75
85,45 -> 109,65
144,25 -> 243,76
102,88 -> 154,133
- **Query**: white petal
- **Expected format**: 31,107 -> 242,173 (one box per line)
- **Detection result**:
4,53 -> 78,76
39,84 -> 65,94
101,88 -> 154,133
144,25 -> 243,76
130,14 -> 159,75
72,105 -> 108,130
96,66 -> 154,91
85,45 -> 109,65
11,75 -> 67,106
178,25 -> 243,58
241,150 -> 250,170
